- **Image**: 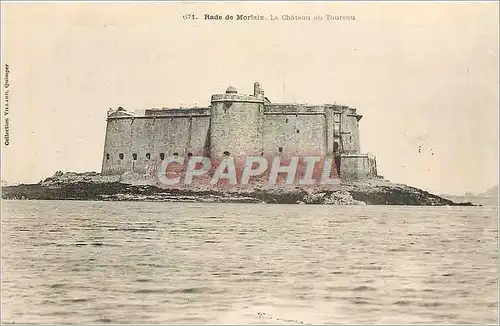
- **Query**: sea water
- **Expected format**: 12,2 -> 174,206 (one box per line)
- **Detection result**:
1,201 -> 498,324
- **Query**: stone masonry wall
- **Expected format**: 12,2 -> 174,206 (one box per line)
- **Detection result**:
102,116 -> 210,175
262,113 -> 326,157
343,115 -> 361,154
209,98 -> 264,161
340,154 -> 372,180
101,84 -> 374,181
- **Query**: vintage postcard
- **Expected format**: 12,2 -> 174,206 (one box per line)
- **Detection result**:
1,1 -> 498,324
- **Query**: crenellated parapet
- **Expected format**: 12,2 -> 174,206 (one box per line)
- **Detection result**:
145,108 -> 210,117
211,93 -> 265,103
264,104 -> 326,115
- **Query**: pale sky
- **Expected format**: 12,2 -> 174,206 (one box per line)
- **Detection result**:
1,2 -> 498,195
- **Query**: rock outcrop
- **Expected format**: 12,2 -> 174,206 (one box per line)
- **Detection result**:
1,171 -> 475,206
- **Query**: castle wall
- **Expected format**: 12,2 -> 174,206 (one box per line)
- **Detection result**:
339,154 -> 370,180
262,113 -> 326,157
343,115 -> 361,154
325,108 -> 336,155
210,94 -> 264,161
102,116 -> 209,175
102,118 -> 134,175
339,154 -> 378,180
101,82 -> 378,182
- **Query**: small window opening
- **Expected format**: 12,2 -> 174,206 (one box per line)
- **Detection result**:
173,152 -> 179,157
187,152 -> 193,159
160,153 -> 165,160
333,142 -> 339,153
296,130 -> 300,133
285,118 -> 288,123
146,153 -> 151,160
106,153 -> 110,160
278,147 -> 283,153
223,151 -> 230,156
119,153 -> 124,160
132,153 -> 137,160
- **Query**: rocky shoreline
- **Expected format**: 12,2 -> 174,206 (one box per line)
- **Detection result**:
1,171 -> 476,206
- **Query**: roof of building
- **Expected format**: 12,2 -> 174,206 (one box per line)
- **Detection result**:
225,86 -> 237,94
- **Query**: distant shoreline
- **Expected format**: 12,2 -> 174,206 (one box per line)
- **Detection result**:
439,195 -> 497,208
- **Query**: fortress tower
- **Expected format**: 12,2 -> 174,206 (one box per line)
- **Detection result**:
209,83 -> 265,163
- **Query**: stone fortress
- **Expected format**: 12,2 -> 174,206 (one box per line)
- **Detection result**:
102,82 -> 379,181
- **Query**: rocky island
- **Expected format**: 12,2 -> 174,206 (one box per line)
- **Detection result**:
0,83 -> 478,207
1,171 -> 475,206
